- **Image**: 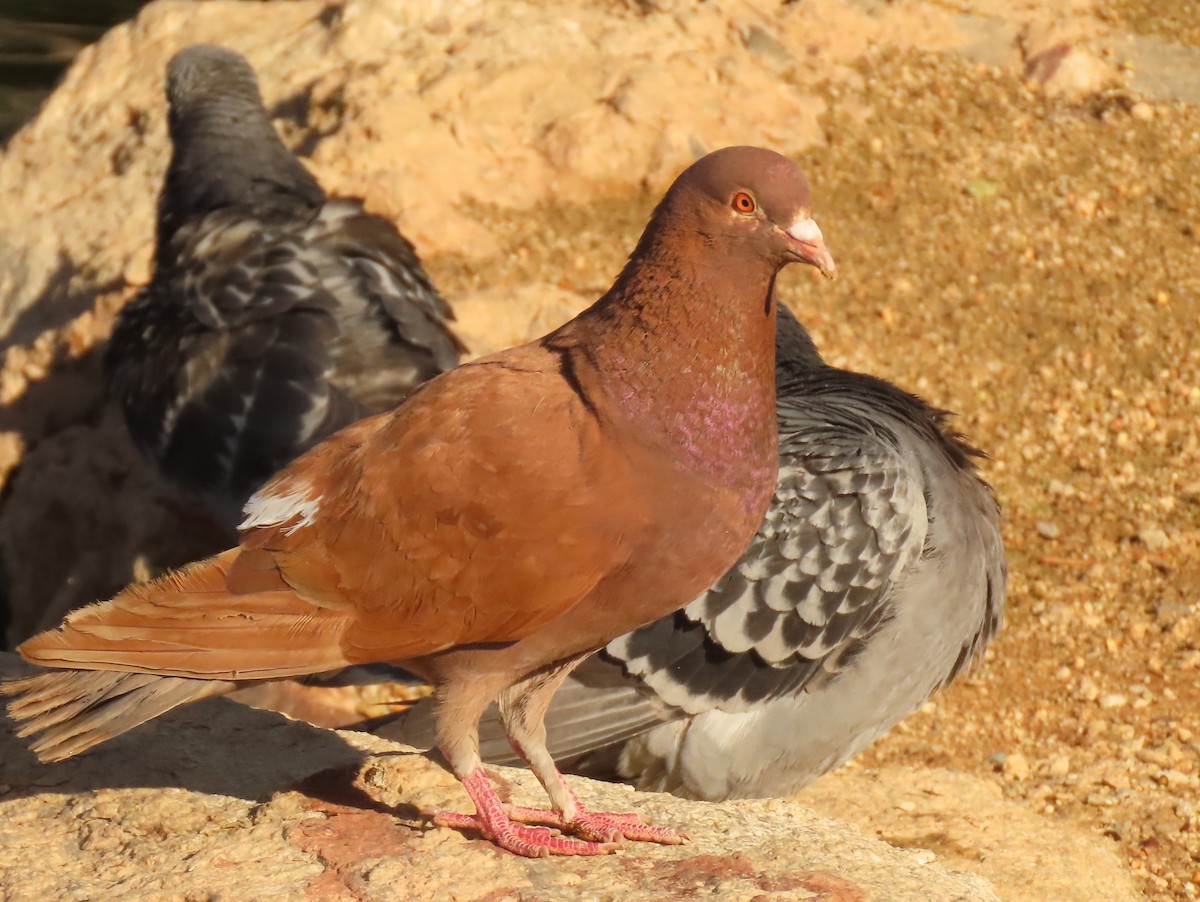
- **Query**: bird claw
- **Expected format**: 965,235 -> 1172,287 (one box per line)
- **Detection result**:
437,767 -> 683,857
430,808 -> 615,857
500,803 -> 687,846
570,810 -> 688,846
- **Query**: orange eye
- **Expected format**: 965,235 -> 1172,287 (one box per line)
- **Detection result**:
732,192 -> 756,214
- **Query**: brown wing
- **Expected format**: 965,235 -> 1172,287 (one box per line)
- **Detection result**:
20,348 -> 648,681
238,349 -> 650,663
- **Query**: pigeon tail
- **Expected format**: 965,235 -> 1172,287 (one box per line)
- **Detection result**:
2,669 -> 235,763
5,547 -> 359,761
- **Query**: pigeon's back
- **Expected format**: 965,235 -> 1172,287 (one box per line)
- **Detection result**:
106,45 -> 464,530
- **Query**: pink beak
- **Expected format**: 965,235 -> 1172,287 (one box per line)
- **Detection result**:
784,217 -> 837,278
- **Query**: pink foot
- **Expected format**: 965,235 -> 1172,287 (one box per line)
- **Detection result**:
504,804 -> 687,845
431,769 -> 619,857
436,775 -> 687,849
558,781 -> 687,845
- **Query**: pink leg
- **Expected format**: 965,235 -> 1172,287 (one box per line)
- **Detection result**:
496,662 -> 688,847
431,767 -> 620,857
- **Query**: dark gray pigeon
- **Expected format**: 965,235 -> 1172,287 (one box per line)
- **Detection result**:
381,302 -> 1005,800
106,44 -> 464,530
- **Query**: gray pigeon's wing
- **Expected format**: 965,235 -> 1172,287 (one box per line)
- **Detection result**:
309,201 -> 466,411
106,211 -> 360,517
606,396 -> 928,717
110,47 -> 466,529
317,202 -> 463,353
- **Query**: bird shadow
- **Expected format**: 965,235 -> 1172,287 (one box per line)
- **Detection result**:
0,254 -> 120,351
0,266 -> 230,649
269,81 -> 347,160
0,257 -> 122,643
0,648 -> 455,827
291,754 -> 428,825
0,386 -> 227,650
0,696 -> 363,803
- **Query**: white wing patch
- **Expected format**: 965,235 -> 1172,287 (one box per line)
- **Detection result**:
240,483 -> 321,535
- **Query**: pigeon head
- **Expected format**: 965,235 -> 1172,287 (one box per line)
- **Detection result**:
666,146 -> 837,278
166,45 -> 264,140
157,45 -> 324,243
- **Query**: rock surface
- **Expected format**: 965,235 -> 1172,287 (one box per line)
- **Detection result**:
802,766 -> 1141,902
6,0 -> 1190,346
0,655 -> 1000,901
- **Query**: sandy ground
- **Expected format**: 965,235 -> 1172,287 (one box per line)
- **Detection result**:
1098,0 -> 1200,46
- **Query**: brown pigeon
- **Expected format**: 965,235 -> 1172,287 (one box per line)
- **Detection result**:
4,146 -> 836,857
106,44 -> 463,532
389,302 -> 1004,799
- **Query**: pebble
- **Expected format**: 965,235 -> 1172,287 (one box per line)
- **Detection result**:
1138,526 -> 1170,551
1048,756 -> 1072,778
1157,770 -> 1196,790
1035,520 -> 1060,539
1099,693 -> 1128,709
1077,676 -> 1101,702
1003,752 -> 1031,780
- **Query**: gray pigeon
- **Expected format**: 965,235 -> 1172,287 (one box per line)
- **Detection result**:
382,302 -> 1005,800
106,44 -> 464,531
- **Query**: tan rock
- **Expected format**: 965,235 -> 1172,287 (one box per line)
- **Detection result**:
0,0 -> 846,340
1,0 -> 1129,341
452,284 -> 590,360
801,766 -> 1141,902
0,655 -> 999,900
1019,20 -> 1119,99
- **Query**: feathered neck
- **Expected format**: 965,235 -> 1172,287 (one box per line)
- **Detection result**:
549,194 -> 780,492
157,86 -> 324,251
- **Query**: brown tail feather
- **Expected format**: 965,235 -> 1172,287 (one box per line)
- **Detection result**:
5,549 -> 357,761
17,551 -> 355,680
2,670 -> 236,762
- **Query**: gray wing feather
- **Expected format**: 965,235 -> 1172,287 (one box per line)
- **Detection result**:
108,212 -> 358,520
607,397 -> 927,716
107,200 -> 463,529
